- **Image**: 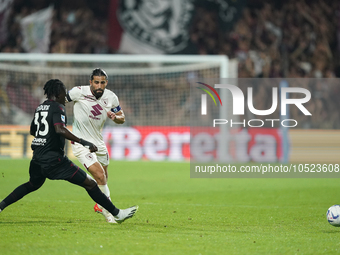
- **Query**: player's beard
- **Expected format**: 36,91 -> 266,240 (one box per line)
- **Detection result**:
93,89 -> 104,99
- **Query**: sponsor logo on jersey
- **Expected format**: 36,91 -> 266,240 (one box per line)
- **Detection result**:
31,138 -> 47,146
61,115 -> 65,123
85,153 -> 94,161
91,104 -> 103,117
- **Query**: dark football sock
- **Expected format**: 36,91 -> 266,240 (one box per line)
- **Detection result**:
86,185 -> 120,216
0,182 -> 37,211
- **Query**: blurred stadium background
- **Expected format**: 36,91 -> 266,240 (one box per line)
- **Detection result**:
0,0 -> 340,163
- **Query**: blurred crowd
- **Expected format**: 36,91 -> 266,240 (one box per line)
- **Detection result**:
1,0 -> 340,129
191,0 -> 339,79
190,0 -> 340,129
2,0 -> 339,79
1,0 -> 109,54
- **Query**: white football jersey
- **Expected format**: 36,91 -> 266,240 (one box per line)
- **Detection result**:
67,85 -> 120,152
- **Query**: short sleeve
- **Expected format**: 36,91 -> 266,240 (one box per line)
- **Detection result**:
111,94 -> 121,112
66,86 -> 82,102
52,104 -> 67,127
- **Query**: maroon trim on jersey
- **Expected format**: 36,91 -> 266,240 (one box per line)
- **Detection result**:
84,95 -> 96,101
71,141 -> 74,144
84,163 -> 88,169
54,123 -> 65,126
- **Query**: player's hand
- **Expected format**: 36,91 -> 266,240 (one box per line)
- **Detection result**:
79,139 -> 98,152
88,144 -> 98,153
107,111 -> 116,120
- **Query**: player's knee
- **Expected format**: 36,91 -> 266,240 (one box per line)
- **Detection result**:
88,164 -> 106,184
82,176 -> 97,190
92,170 -> 106,184
88,178 -> 97,189
96,173 -> 106,184
26,179 -> 45,191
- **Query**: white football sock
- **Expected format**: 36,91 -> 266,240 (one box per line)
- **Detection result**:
98,184 -> 111,199
116,209 -> 123,219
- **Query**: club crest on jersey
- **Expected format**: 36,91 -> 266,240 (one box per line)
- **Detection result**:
85,153 -> 94,161
103,98 -> 108,106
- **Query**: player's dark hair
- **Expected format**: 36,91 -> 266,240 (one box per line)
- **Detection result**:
91,68 -> 108,80
43,79 -> 65,99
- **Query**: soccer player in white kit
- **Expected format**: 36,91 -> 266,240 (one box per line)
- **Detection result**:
66,68 -> 134,223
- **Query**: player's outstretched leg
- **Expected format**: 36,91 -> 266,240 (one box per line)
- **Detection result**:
0,161 -> 45,213
93,183 -> 116,223
70,170 -> 138,224
93,185 -> 115,223
0,180 -> 45,212
114,205 -> 139,224
74,176 -> 119,223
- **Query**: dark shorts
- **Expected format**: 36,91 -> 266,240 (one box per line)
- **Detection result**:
29,155 -> 87,186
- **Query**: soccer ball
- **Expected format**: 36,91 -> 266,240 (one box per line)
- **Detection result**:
326,205 -> 340,227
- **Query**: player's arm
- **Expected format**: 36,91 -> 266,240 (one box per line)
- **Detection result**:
30,118 -> 36,136
65,86 -> 81,103
52,108 -> 97,152
107,109 -> 125,124
54,124 -> 98,153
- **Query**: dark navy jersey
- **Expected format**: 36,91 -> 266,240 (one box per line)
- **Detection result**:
30,100 -> 67,162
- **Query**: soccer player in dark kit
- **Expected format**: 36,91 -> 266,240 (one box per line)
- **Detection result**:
0,79 -> 138,223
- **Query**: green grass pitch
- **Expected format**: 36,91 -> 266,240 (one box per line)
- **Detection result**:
0,159 -> 340,255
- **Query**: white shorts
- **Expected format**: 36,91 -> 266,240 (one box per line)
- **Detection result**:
71,142 -> 109,169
